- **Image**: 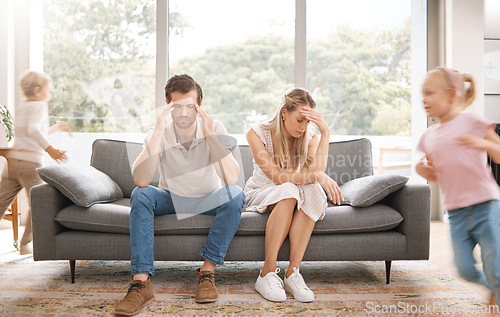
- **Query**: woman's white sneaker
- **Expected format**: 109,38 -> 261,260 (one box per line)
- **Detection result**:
255,268 -> 286,302
284,267 -> 315,302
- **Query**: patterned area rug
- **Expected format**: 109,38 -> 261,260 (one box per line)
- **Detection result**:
0,251 -> 496,316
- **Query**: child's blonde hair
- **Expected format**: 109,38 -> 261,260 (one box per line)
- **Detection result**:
19,70 -> 52,98
428,67 -> 475,110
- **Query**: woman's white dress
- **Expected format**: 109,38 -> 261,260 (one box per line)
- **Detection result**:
243,124 -> 327,222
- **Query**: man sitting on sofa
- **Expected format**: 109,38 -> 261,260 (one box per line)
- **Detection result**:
115,74 -> 245,316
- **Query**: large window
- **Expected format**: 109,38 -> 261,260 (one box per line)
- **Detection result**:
41,0 -> 420,176
42,0 -> 414,136
306,0 -> 413,176
168,0 -> 295,134
307,0 -> 411,137
43,0 -> 156,133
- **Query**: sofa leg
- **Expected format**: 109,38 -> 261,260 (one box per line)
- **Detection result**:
385,261 -> 392,284
70,260 -> 76,284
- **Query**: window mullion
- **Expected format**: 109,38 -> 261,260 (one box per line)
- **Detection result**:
157,0 -> 168,107
295,0 -> 307,88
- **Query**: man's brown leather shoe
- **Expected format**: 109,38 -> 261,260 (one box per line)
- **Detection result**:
115,278 -> 154,316
195,268 -> 218,303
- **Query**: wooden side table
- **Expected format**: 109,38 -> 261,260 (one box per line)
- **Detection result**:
2,197 -> 20,250
0,148 -> 21,250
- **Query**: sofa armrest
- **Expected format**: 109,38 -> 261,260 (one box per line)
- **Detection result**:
31,183 -> 73,260
381,183 -> 431,260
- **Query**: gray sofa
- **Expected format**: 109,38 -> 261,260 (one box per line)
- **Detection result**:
31,138 -> 430,284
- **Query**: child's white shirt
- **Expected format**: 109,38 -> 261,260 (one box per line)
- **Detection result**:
7,101 -> 50,165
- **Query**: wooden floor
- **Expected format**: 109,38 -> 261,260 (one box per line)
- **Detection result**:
0,220 -> 491,300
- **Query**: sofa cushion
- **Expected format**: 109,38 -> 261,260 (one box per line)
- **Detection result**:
326,138 -> 374,186
317,203 -> 403,233
237,204 -> 403,235
55,198 -> 215,234
91,139 -> 160,198
37,165 -> 123,207
89,138 -> 374,197
339,174 -> 409,207
55,199 -> 403,235
236,139 -> 373,188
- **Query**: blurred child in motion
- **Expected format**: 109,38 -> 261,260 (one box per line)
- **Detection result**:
416,67 -> 500,307
0,71 -> 71,254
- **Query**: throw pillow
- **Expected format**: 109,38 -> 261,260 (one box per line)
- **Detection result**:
337,174 -> 409,207
37,165 -> 123,207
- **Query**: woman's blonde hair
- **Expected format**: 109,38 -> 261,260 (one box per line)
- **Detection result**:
260,88 -> 316,172
19,70 -> 52,98
428,67 -> 475,110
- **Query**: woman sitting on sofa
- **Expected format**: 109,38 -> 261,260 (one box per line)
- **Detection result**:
244,88 -> 343,303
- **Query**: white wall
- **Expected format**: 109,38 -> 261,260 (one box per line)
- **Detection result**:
0,0 -> 15,110
0,0 -> 42,112
411,0 -> 429,184
446,0 -> 484,115
484,0 -> 500,39
484,0 -> 500,122
486,95 -> 500,122
14,0 -> 32,107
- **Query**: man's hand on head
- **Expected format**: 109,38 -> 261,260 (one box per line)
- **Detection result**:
195,104 -> 215,136
154,102 -> 174,133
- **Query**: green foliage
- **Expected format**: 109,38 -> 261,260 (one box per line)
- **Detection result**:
306,20 -> 411,135
44,1 -> 411,136
0,105 -> 14,141
171,21 -> 411,136
43,0 -> 157,132
171,36 -> 294,133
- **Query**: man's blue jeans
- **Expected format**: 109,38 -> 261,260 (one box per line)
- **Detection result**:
448,199 -> 500,300
129,184 -> 245,276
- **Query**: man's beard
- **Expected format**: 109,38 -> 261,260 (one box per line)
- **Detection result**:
174,117 -> 196,129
